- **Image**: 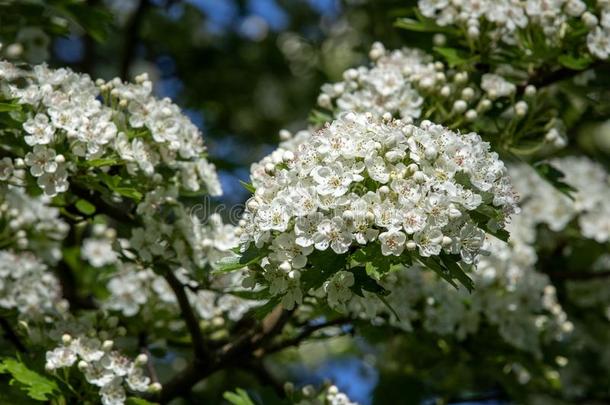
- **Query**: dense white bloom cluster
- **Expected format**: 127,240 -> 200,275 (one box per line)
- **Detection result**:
104,217 -> 259,322
0,61 -> 220,197
0,185 -> 68,262
318,44 -> 433,120
0,250 -> 64,319
240,113 -> 517,308
45,333 -> 158,405
418,0 -> 610,59
348,237 -> 571,356
509,156 -> 610,243
317,44 -> 569,149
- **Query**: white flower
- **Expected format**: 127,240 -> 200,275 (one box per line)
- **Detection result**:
312,163 -> 358,197
313,217 -> 353,254
414,228 -> 443,257
24,145 -> 57,177
587,26 -> 610,59
379,229 -> 407,256
45,346 -> 77,370
82,238 -> 118,267
481,74 -> 516,98
325,271 -> 355,312
37,164 -> 68,196
269,232 -> 314,268
23,113 -> 54,145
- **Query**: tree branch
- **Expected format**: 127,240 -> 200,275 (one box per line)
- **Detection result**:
163,269 -> 209,363
264,317 -> 350,355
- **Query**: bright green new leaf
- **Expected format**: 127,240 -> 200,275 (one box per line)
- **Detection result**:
0,358 -> 59,401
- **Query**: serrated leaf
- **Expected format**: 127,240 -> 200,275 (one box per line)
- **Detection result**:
75,198 -> 96,216
0,358 -> 58,401
56,3 -> 113,43
533,161 -> 577,200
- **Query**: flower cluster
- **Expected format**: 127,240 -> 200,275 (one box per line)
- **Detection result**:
0,61 -> 220,197
0,250 -> 65,320
45,333 -> 158,405
103,217 -> 260,323
317,43 -> 566,150
239,112 -> 517,308
318,45 -> 433,121
348,237 -> 571,356
509,156 -> 610,243
418,0 -> 610,59
0,185 -> 68,262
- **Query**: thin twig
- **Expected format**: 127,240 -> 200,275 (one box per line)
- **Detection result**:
138,333 -> 159,384
264,317 -> 350,355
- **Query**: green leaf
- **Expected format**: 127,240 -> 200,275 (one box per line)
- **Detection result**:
126,398 -> 159,405
349,266 -> 390,297
224,388 -> 256,405
113,187 -> 143,201
439,253 -> 474,292
87,158 -> 119,168
419,256 -> 457,290
533,161 -> 577,200
56,3 -> 113,43
0,358 -> 59,401
469,206 -> 510,242
308,109 -> 332,126
433,47 -> 479,68
301,249 -> 348,291
74,199 -> 96,216
0,102 -> 21,112
558,54 -> 592,70
213,245 -> 268,274
351,243 -> 408,278
239,180 -> 256,194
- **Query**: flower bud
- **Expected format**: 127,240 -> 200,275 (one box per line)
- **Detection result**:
135,353 -> 149,365
62,334 -> 72,345
406,241 -> 417,250
524,85 -> 536,98
515,101 -> 528,117
465,109 -> 477,121
149,382 -> 162,393
102,340 -> 114,351
317,93 -> 332,109
453,100 -> 467,113
279,261 -> 292,272
433,33 -> 447,46
461,87 -> 474,100
440,85 -> 451,97
279,129 -> 292,141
